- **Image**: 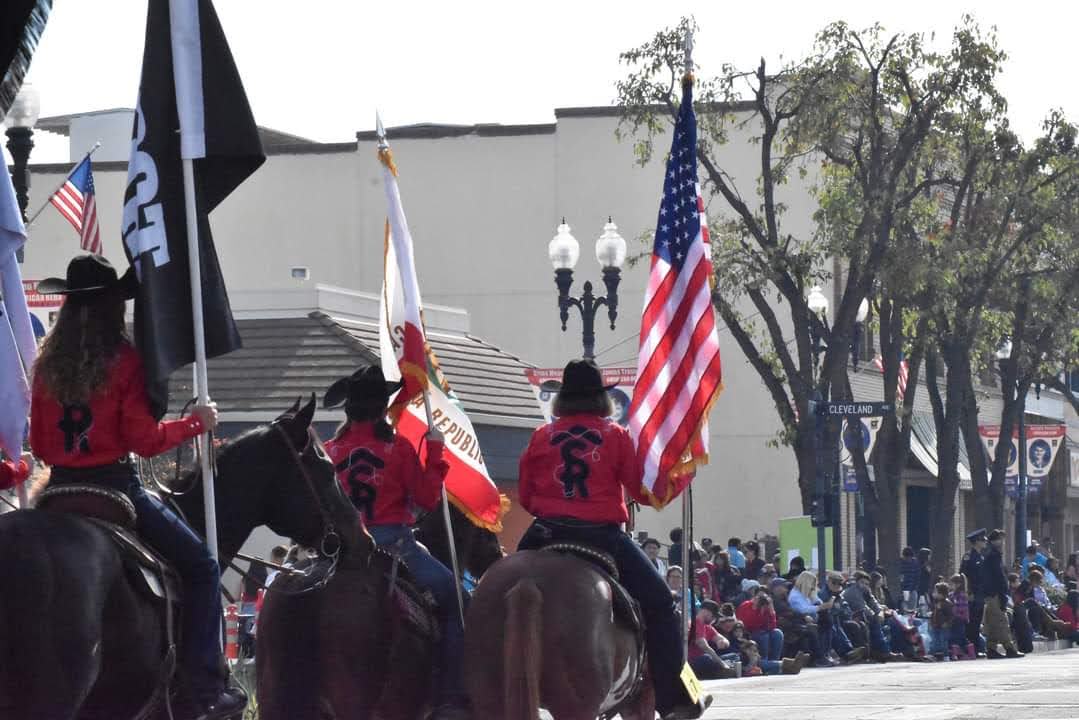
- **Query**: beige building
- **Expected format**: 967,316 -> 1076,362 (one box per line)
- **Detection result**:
15,106 -> 1077,568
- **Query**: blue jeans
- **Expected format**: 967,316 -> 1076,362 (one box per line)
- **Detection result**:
752,629 -> 784,661
369,524 -> 464,703
929,627 -> 949,655
518,519 -> 689,714
829,622 -> 855,656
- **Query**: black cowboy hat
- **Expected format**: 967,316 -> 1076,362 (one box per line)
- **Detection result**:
323,364 -> 403,409
37,255 -> 136,299
555,359 -> 617,398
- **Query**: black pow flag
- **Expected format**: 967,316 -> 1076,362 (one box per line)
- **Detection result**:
123,0 -> 265,418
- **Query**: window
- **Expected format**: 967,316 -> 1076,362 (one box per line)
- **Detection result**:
290,267 -> 310,281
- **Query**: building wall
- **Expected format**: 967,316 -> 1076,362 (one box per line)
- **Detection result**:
24,106 -> 1043,552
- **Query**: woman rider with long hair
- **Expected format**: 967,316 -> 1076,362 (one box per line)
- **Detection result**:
321,364 -> 468,720
517,359 -> 711,720
29,255 -> 245,720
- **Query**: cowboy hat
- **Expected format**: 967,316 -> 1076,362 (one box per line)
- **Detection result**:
37,255 -> 136,299
554,359 -> 618,398
323,364 -> 403,409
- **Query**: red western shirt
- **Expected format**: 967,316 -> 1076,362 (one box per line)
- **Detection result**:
323,421 -> 446,527
0,458 -> 29,490
518,414 -> 650,524
737,599 -> 777,634
30,343 -> 204,468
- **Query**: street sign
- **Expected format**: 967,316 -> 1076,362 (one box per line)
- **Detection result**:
818,401 -> 894,417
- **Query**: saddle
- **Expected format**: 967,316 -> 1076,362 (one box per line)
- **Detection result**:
34,484 -> 182,639
373,546 -> 441,645
541,543 -> 642,635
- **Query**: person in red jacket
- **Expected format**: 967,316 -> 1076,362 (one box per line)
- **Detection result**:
737,589 -> 785,664
320,365 -> 465,719
28,255 -> 244,720
517,359 -> 710,720
0,453 -> 30,491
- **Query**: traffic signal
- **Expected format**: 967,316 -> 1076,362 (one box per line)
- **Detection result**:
810,493 -> 833,527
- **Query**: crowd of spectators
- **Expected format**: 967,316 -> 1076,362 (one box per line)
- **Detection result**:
641,528 -> 1079,681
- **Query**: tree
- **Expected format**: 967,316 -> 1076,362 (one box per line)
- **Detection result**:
617,17 -> 1007,582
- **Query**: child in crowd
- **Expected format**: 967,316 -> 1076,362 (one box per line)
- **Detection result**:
948,574 -> 975,660
929,582 -> 954,660
917,548 -> 934,615
900,546 -> 919,612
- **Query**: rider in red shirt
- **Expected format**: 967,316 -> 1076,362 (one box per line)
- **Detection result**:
517,359 -> 710,720
320,364 -> 466,720
28,255 -> 244,720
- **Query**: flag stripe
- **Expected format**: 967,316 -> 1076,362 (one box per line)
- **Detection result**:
46,157 -> 101,254
627,76 -> 723,506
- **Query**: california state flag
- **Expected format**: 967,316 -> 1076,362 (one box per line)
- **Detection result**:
376,132 -> 508,531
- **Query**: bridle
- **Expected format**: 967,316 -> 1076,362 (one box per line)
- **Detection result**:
267,419 -> 344,594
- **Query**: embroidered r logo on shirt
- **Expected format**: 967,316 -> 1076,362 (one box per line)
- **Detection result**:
58,404 -> 93,454
551,425 -> 603,499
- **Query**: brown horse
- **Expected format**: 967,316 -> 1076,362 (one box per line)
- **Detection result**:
256,471 -> 503,719
0,397 -> 348,720
463,550 -> 655,720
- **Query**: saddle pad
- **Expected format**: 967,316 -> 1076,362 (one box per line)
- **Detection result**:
36,483 -> 137,529
82,517 -> 182,605
372,548 -> 440,644
540,545 -> 641,634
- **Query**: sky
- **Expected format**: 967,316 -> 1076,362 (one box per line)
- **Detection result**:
10,0 -> 1079,163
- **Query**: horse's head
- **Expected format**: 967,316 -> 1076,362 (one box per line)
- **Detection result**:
195,395 -> 363,560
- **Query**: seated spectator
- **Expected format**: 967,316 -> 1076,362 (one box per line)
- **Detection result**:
1028,569 -> 1074,639
743,540 -> 765,581
843,570 -> 901,661
741,638 -> 807,676
727,537 -> 746,570
641,537 -> 668,576
1064,553 -> 1079,586
1056,590 -> 1079,641
666,565 -> 699,616
819,571 -> 867,664
691,547 -> 717,601
870,571 -> 895,610
772,578 -> 827,666
783,556 -> 806,582
1022,543 -> 1049,580
789,571 -> 842,667
758,563 -> 778,586
737,586 -> 784,665
712,550 -> 743,603
928,582 -> 954,660
688,600 -> 737,679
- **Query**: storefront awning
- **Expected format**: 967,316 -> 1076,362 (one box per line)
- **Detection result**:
909,411 -> 973,490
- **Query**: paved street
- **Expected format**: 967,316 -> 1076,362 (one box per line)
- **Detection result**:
700,650 -> 1079,720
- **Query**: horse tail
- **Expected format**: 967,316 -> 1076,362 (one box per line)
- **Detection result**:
503,578 -> 542,720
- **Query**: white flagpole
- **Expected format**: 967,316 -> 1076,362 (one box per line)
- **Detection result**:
680,27 -> 695,665
180,157 -> 219,564
24,142 -> 102,227
425,388 -> 466,630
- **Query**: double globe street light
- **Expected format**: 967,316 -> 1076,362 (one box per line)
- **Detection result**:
548,218 -> 627,360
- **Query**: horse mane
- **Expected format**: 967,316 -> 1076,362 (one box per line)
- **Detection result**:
172,423 -> 270,491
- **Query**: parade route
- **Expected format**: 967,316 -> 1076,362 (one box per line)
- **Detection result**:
700,650 -> 1079,720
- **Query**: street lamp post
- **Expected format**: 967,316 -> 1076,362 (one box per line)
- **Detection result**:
5,82 -> 40,262
806,285 -> 831,579
548,218 -> 627,360
996,339 -> 1028,558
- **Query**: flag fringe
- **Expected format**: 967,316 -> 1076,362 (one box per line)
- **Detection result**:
378,147 -> 398,178
639,379 -> 724,509
447,491 -> 511,533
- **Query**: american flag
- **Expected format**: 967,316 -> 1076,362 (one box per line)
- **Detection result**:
48,156 -> 101,254
872,354 -> 909,403
628,77 -> 723,505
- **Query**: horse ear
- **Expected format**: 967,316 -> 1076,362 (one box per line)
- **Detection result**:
274,396 -> 303,423
296,392 -> 317,429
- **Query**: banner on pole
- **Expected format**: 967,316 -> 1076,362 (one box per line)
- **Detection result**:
123,0 -> 264,417
979,424 -> 1065,495
524,367 -> 635,426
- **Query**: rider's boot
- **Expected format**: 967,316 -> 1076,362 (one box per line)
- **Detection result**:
661,694 -> 714,720
193,685 -> 248,720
